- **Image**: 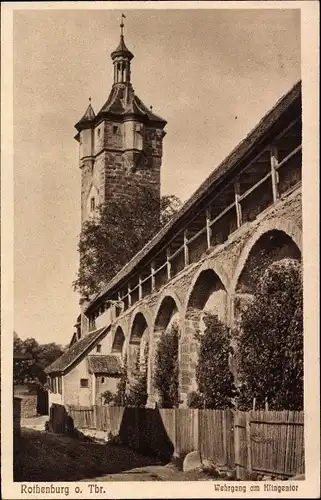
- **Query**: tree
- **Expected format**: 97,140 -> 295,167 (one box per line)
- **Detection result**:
160,195 -> 183,226
236,258 -> 303,410
112,354 -> 128,406
154,323 -> 180,408
73,188 -> 182,297
13,332 -> 65,387
126,342 -> 149,407
194,313 -> 236,409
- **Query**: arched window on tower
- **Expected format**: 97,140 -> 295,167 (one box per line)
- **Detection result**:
90,197 -> 95,212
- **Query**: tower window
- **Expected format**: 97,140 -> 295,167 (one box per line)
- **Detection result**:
96,344 -> 101,353
97,128 -> 101,137
101,377 -> 105,383
113,125 -> 118,135
90,197 -> 95,212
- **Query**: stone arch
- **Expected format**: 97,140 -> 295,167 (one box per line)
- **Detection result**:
111,326 -> 125,357
230,218 -> 302,297
153,289 -> 183,329
150,293 -> 182,406
128,310 -> 151,391
180,263 -> 229,402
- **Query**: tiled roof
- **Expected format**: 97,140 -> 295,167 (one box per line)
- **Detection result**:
75,102 -> 96,131
97,84 -> 166,125
45,327 -> 108,374
87,355 -> 122,375
86,80 -> 301,313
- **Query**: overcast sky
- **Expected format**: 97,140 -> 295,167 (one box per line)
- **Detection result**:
13,7 -> 300,345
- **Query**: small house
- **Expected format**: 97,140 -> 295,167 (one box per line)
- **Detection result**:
45,326 -> 123,409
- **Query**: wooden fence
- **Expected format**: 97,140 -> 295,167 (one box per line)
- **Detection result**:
234,410 -> 304,479
66,405 -> 304,479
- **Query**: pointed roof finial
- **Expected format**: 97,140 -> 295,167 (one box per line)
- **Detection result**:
120,13 -> 126,37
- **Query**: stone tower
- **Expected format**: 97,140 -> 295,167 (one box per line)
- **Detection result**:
74,20 -> 167,226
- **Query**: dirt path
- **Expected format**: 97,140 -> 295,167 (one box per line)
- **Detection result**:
14,426 -> 212,482
14,428 -> 164,482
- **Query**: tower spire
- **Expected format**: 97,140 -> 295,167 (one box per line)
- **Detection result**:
111,14 -> 134,85
120,13 -> 125,37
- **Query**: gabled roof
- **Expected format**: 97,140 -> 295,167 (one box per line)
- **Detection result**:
86,80 -> 301,314
45,327 -> 108,374
87,355 -> 122,375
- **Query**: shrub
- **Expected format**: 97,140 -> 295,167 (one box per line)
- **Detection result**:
154,323 -> 180,408
186,391 -> 204,409
195,312 -> 236,409
101,390 -> 115,405
236,258 -> 303,410
112,354 -> 128,406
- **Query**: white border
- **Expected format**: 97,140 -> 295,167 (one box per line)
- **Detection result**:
1,1 -> 319,499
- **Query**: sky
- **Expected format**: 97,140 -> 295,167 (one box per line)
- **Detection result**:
13,7 -> 301,346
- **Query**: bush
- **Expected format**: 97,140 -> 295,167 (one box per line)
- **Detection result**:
195,313 -> 236,409
154,323 -> 180,408
236,258 -> 303,410
186,391 -> 204,409
112,355 -> 128,406
126,371 -> 148,408
101,390 -> 115,405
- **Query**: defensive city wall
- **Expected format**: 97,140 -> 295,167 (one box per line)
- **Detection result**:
81,81 -> 302,407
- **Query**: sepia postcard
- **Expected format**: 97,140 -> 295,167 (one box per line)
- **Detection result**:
1,1 -> 319,499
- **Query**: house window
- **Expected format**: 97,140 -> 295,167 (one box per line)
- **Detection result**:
90,197 -> 95,212
96,344 -> 101,353
101,377 -> 105,383
80,378 -> 89,388
57,376 -> 62,395
113,125 -> 118,135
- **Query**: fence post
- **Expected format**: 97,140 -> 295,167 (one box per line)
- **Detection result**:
193,409 -> 199,450
93,405 -> 97,429
245,411 -> 252,476
222,411 -> 227,466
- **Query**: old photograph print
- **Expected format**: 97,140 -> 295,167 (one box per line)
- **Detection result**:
1,2 -> 319,499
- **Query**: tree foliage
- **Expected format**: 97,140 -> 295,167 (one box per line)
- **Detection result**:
112,354 -> 128,407
125,342 -> 149,408
194,313 -> 236,409
236,258 -> 303,410
154,323 -> 180,408
13,332 -> 65,387
73,188 -> 182,297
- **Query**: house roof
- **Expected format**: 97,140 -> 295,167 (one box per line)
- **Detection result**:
45,327 -> 108,374
86,80 -> 301,314
87,355 -> 122,375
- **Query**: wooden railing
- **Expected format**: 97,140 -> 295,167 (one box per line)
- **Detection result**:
89,119 -> 302,326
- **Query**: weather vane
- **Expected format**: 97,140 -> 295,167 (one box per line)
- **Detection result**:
120,13 -> 126,36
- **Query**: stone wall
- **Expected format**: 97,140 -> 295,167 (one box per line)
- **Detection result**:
104,187 -> 302,406
20,394 -> 37,418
